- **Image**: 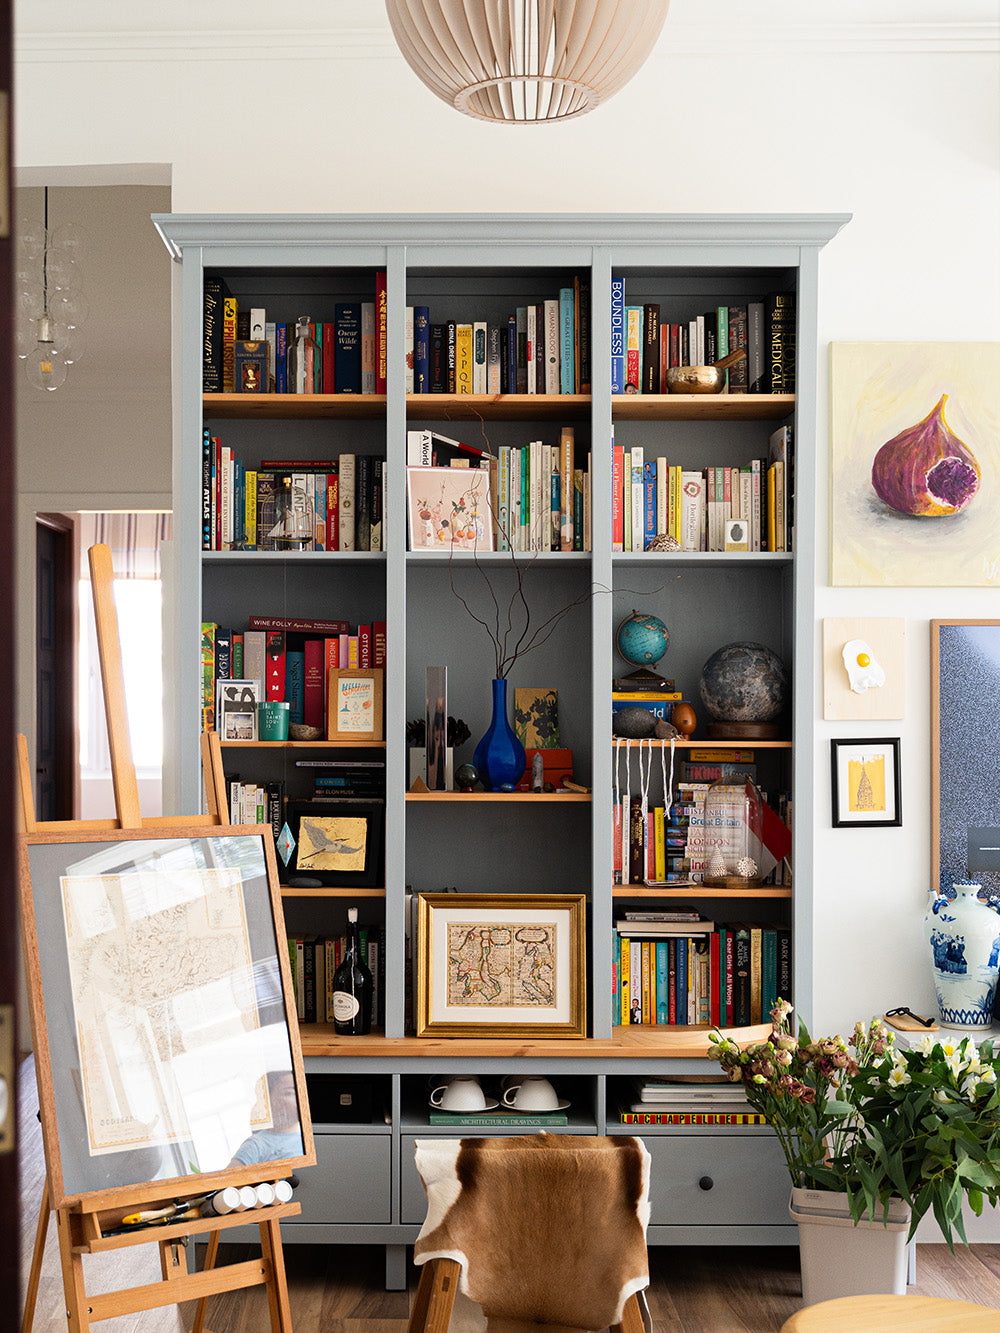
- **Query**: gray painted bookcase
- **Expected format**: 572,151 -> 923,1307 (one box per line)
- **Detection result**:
154,213 -> 848,1287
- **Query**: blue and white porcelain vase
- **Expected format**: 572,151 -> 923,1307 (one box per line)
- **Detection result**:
472,678 -> 526,792
924,883 -> 1000,1028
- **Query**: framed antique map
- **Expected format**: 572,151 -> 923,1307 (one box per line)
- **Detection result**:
416,893 -> 586,1038
18,825 -> 313,1209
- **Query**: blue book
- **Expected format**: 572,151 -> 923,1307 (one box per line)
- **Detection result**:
559,287 -> 575,394
334,303 -> 361,393
506,314 -> 517,394
642,460 -> 657,550
655,942 -> 669,1024
275,322 -> 288,394
284,650 -> 305,724
676,936 -> 688,1026
413,306 -> 430,392
611,278 -> 625,393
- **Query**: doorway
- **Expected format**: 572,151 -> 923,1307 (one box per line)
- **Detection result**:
35,513 -> 76,820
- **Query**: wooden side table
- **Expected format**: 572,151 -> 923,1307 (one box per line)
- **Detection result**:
780,1293 -> 999,1331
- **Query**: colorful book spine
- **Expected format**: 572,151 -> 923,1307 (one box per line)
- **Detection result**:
610,278 -> 625,393
618,1112 -> 768,1125
559,287 -> 575,394
414,306 -> 430,393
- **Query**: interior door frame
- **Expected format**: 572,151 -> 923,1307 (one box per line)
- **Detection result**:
35,511 -> 79,820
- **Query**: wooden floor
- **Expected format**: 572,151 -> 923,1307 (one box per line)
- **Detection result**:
17,1058 -> 1000,1333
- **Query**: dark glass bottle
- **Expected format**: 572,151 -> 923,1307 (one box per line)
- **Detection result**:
331,907 -> 373,1035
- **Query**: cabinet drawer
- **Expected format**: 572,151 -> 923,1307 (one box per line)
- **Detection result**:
643,1134 -> 789,1226
290,1133 -> 391,1225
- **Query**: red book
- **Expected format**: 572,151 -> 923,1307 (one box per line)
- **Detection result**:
265,631 -> 286,702
326,471 -> 339,551
372,620 -> 387,669
667,939 -> 677,1025
322,323 -> 335,393
375,270 -> 388,394
358,623 -> 372,669
612,442 -> 624,550
303,639 -> 325,730
248,615 -> 350,634
709,932 -> 721,1027
669,323 -> 681,367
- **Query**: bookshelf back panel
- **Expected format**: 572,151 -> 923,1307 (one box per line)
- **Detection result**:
202,560 -> 386,633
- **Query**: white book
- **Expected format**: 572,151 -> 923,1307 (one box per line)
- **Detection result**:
526,305 -> 537,394
630,445 -> 644,552
531,440 -> 545,550
740,468 -> 753,532
544,299 -> 560,394
407,429 -> 433,466
696,314 -> 706,365
510,446 -> 521,551
249,307 -> 266,342
472,321 -> 487,394
688,319 -> 699,366
338,453 -> 356,550
680,471 -> 705,552
404,306 -> 414,394
751,458 -> 762,551
622,449 -> 631,552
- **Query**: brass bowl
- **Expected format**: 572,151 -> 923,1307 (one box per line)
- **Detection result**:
665,364 -> 726,394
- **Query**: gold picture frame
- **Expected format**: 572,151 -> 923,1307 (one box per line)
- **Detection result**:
326,667 -> 384,742
416,892 -> 586,1039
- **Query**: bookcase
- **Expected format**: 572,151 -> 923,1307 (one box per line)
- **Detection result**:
154,213 -> 848,1285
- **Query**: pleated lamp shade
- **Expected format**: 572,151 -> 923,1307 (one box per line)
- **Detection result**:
385,0 -> 670,124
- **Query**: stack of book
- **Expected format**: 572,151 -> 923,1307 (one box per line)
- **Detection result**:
618,1076 -> 765,1125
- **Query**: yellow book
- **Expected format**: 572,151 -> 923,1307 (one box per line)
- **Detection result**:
766,464 -> 777,551
749,926 -> 763,1024
348,635 -> 360,668
671,465 -> 683,542
620,930 -> 630,1025
244,470 -> 257,549
654,805 -> 666,881
455,323 -> 473,394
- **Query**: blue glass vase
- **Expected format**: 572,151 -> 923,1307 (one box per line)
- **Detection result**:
473,678 -> 526,792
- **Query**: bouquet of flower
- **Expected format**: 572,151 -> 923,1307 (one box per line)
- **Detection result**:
707,999 -> 892,1193
846,1032 -> 1000,1247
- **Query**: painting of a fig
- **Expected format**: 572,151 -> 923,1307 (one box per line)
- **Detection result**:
871,393 -> 980,517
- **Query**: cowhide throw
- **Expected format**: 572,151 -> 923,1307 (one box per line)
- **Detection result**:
413,1133 -> 651,1333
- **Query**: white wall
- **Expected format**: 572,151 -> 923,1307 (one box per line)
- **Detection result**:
12,0 -> 1000,1173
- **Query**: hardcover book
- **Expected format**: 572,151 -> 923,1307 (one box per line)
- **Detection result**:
334,303 -> 362,393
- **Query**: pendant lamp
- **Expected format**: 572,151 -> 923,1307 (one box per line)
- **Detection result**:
385,1 -> 669,124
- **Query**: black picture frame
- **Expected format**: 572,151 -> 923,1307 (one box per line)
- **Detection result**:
282,800 -> 385,887
830,737 -> 902,828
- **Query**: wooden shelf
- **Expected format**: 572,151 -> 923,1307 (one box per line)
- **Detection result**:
612,393 -> 794,422
202,549 -> 385,564
281,886 -> 385,899
218,739 -> 385,749
612,551 -> 792,567
406,393 -> 591,421
203,392 -> 385,419
614,738 -> 792,750
614,884 -> 792,900
297,1023 -> 772,1061
406,791 -> 591,803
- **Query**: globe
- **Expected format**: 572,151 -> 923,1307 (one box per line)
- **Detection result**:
616,611 -> 669,668
699,642 -> 787,722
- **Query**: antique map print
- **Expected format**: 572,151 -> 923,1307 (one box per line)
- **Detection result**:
447,921 -> 557,1009
60,865 -> 259,1156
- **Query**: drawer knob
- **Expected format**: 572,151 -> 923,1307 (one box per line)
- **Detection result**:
698,1175 -> 714,1191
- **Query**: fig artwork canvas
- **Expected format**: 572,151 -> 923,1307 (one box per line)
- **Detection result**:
829,342 -> 1000,586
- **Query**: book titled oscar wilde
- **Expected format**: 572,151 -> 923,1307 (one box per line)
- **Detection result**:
334,303 -> 362,393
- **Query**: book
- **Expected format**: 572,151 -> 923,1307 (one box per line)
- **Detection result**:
618,1111 -> 767,1125
375,270 -> 388,394
232,339 -> 267,392
339,453 -> 356,550
616,918 -> 714,935
247,615 -> 350,634
428,1111 -> 569,1127
360,300 -> 376,393
334,303 -> 361,393
642,303 -> 660,393
610,278 -> 625,393
413,306 -> 430,392
202,275 -> 230,392
767,290 -> 796,394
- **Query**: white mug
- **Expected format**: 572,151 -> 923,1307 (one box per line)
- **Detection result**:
430,1076 -> 487,1112
501,1075 -> 559,1112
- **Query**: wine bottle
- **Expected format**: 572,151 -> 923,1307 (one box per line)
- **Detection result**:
331,906 -> 373,1035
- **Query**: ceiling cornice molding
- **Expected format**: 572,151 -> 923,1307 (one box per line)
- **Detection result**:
15,22 -> 1000,65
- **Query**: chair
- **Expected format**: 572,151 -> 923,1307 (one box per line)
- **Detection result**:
406,1133 -> 652,1333
779,1293 -> 1000,1331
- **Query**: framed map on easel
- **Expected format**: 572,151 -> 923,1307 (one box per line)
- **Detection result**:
19,823 -> 312,1210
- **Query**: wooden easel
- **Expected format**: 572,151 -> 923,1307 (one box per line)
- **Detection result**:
19,544 -> 305,1333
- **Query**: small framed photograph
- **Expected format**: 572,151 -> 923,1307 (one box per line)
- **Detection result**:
327,668 -> 383,742
283,800 -> 385,887
406,465 -> 494,552
416,893 -> 587,1038
831,737 -> 901,828
216,678 -> 261,741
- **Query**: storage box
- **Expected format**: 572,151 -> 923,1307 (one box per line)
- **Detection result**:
515,747 -> 574,791
306,1075 -> 376,1124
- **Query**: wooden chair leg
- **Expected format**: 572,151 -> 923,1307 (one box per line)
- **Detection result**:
612,1290 -> 648,1333
20,1180 -> 50,1333
407,1258 -> 461,1333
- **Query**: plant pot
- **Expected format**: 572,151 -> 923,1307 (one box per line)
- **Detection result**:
790,1191 -> 910,1307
